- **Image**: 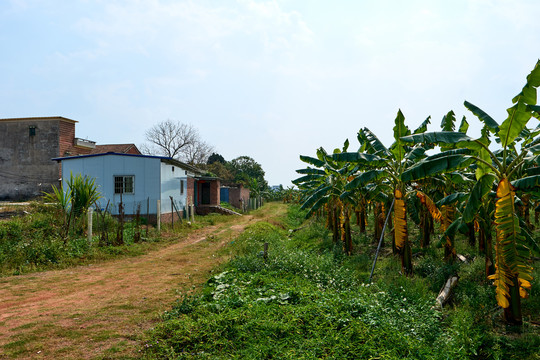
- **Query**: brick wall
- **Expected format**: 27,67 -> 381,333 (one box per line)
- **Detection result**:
210,180 -> 220,205
228,186 -> 250,209
186,177 -> 196,206
159,211 -> 185,224
58,120 -> 75,157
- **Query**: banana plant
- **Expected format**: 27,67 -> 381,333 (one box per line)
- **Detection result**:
401,60 -> 540,325
293,141 -> 379,254
334,111 -> 434,275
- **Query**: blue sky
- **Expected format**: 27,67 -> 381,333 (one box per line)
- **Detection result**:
1,0 -> 540,186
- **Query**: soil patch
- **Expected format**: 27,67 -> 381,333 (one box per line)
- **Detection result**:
0,215 -> 256,359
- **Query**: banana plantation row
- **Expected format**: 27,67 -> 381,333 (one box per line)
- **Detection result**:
294,60 -> 540,326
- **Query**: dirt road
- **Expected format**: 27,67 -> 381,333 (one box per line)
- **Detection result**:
0,216 -> 256,359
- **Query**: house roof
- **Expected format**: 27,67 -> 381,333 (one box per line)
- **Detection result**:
0,116 -> 78,124
52,152 -> 205,175
90,144 -> 140,155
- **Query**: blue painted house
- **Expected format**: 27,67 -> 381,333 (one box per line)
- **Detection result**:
53,152 -> 220,222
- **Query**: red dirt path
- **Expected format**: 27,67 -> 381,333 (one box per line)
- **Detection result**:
0,217 -> 255,359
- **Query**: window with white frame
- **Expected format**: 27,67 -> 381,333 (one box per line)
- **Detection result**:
114,175 -> 134,194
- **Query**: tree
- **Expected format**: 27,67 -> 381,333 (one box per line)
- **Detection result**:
183,138 -> 214,165
206,161 -> 235,181
142,120 -> 213,164
336,111 -> 434,274
229,156 -> 268,189
207,153 -> 226,164
401,59 -> 540,324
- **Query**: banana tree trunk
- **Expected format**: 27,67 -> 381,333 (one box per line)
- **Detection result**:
484,228 -> 495,278
359,202 -> 366,233
333,205 -> 340,243
373,202 -> 382,243
467,222 -> 476,247
535,200 -> 539,226
343,205 -> 353,255
504,276 -> 523,325
441,204 -> 456,262
394,189 -> 412,275
490,178 -> 534,326
420,209 -> 430,248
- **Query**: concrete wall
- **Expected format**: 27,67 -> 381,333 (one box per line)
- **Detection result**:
0,118 -> 63,199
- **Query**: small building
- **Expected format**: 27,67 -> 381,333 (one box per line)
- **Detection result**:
0,116 -> 141,200
53,152 -> 220,222
220,184 -> 250,210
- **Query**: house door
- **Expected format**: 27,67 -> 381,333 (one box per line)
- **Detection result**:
201,182 -> 211,205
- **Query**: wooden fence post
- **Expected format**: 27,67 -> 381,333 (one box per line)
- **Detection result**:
87,208 -> 93,243
157,199 -> 161,232
146,197 -> 149,237
171,197 -> 174,229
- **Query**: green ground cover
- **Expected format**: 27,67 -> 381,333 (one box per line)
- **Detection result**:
143,204 -> 540,360
0,202 -> 230,276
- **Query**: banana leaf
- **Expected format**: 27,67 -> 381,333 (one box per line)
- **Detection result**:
525,143 -> 540,154
440,110 -> 456,132
391,109 -> 411,162
332,152 -> 386,166
416,190 -> 442,223
403,145 -> 426,163
413,116 -> 431,134
490,178 -> 534,308
305,195 -> 331,218
518,217 -> 540,257
499,61 -> 540,147
292,174 -> 324,185
463,174 -> 497,223
458,116 -> 469,134
401,154 -> 472,182
299,155 -> 325,168
400,131 -> 473,145
361,127 -> 390,156
436,217 -> 463,248
345,169 -> 386,191
525,167 -> 540,176
300,185 -> 332,210
464,101 -> 499,133
511,174 -> 540,191
295,168 -> 326,175
436,192 -> 468,207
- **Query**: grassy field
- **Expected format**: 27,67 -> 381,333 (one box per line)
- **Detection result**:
0,204 -> 260,359
143,203 -> 540,359
0,202 -> 234,276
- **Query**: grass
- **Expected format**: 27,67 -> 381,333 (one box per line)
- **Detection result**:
143,204 -> 540,360
0,202 -> 236,276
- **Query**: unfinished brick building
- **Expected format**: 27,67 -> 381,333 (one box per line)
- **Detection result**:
0,116 -> 139,200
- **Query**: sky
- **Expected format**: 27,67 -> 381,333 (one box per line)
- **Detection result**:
1,0 -> 540,187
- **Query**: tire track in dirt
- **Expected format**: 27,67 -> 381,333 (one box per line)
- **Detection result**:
0,215 -> 256,359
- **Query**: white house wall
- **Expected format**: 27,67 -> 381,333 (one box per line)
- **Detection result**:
160,162 -> 188,215
61,154 -> 161,215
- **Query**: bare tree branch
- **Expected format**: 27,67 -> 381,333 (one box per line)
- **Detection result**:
144,120 -> 197,159
143,120 -> 213,165
183,139 -> 214,165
